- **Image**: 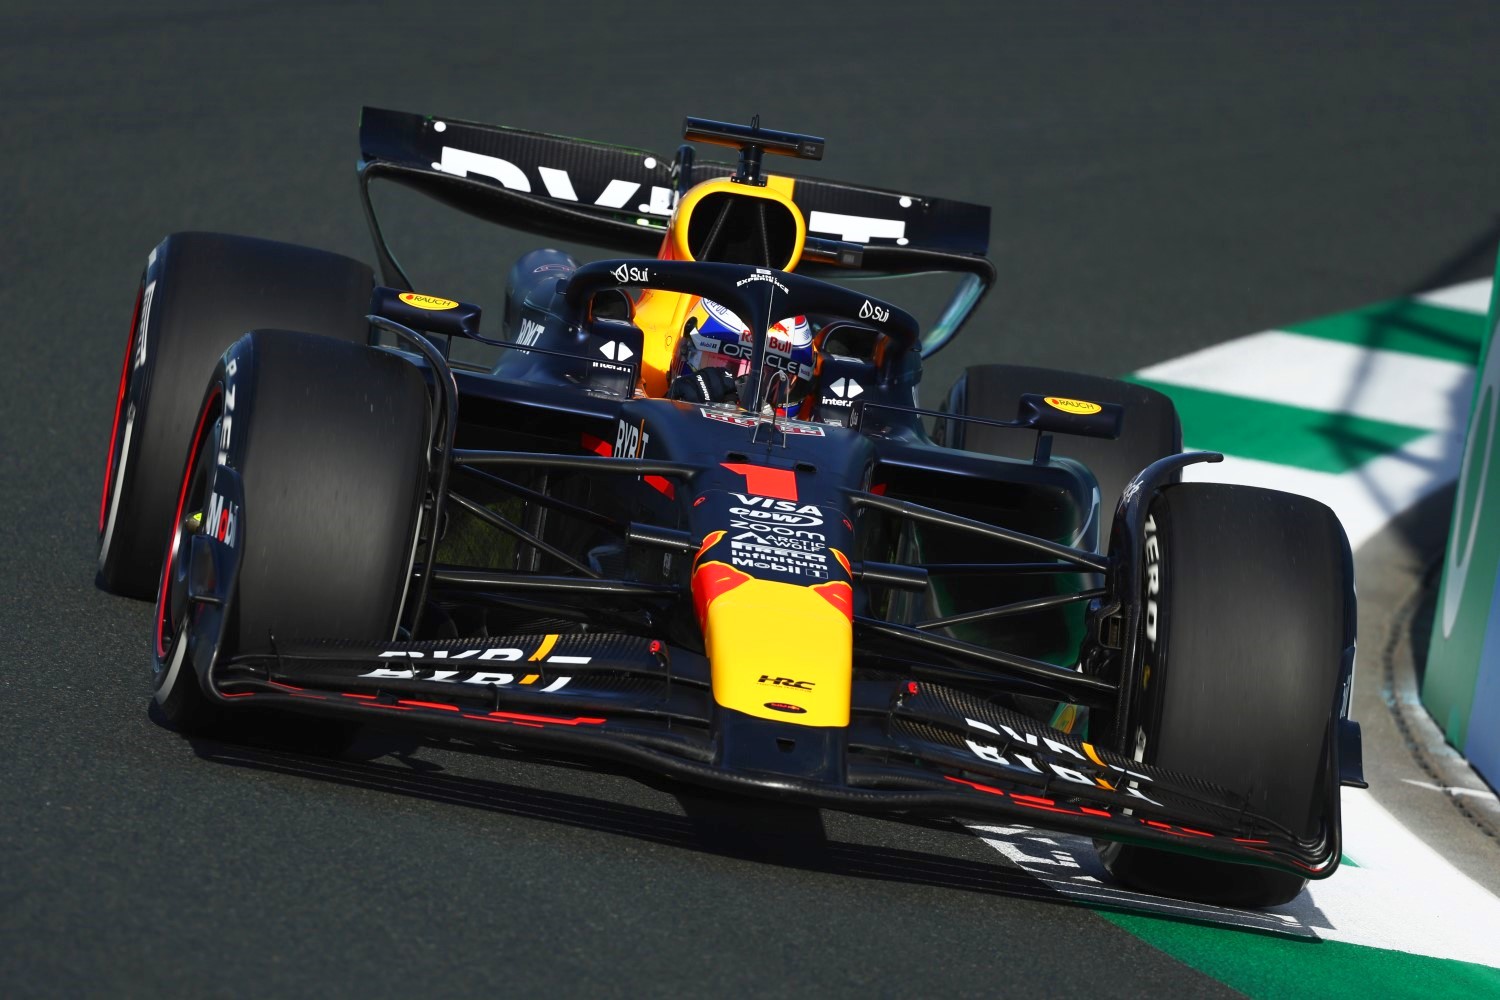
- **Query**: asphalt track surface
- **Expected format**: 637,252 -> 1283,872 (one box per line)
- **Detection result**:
5,3 -> 1500,996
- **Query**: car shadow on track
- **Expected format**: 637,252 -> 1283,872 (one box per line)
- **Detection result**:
185,728 -> 1056,899
175,723 -> 1315,936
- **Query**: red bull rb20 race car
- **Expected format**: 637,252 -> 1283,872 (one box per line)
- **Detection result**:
96,109 -> 1364,908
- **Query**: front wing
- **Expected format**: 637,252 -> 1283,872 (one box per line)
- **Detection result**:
209,632 -> 1340,880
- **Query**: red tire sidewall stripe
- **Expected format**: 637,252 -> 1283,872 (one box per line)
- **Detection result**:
156,384 -> 222,659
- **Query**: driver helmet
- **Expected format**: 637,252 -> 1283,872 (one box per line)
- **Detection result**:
676,298 -> 814,410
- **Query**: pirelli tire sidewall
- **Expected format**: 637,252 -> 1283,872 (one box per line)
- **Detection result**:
97,232 -> 376,600
1099,482 -> 1350,908
1132,498 -> 1173,767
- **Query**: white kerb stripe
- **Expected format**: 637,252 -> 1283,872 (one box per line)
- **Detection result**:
1416,278 -> 1493,315
1273,789 -> 1500,967
1134,330 -> 1474,433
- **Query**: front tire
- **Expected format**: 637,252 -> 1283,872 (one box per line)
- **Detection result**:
153,330 -> 430,745
1097,482 -> 1354,907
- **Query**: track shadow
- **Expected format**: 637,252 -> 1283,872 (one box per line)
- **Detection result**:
179,725 -> 1317,939
189,728 -> 1044,897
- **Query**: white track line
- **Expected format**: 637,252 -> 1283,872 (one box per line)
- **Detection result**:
966,822 -> 1311,936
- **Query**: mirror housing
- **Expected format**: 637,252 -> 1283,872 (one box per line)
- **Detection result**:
372,286 -> 482,340
1016,393 -> 1124,440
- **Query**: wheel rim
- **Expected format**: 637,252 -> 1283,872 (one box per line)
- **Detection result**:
155,385 -> 222,671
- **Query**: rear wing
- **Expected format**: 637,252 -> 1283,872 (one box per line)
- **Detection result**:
356,107 -> 996,356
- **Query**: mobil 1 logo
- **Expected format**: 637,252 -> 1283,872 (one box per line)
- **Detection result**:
730,535 -> 830,580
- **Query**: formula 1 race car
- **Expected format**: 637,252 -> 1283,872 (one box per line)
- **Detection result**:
97,108 -> 1364,908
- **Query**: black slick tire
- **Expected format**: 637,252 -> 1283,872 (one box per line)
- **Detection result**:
1097,482 -> 1353,907
153,329 -> 429,747
99,232 -> 376,599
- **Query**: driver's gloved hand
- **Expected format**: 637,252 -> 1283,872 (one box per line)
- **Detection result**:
669,366 -> 738,404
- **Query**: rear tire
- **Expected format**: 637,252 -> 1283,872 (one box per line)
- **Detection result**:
1097,482 -> 1353,907
153,330 -> 430,749
940,364 -> 1181,544
99,232 -> 376,599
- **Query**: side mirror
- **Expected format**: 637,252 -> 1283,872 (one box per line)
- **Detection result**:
371,286 -> 482,340
1016,393 -> 1124,440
